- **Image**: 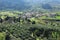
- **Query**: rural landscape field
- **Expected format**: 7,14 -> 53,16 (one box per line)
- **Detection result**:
0,0 -> 60,40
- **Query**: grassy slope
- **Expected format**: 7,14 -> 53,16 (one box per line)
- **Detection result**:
0,32 -> 6,40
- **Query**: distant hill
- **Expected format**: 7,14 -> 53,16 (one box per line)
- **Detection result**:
0,0 -> 60,12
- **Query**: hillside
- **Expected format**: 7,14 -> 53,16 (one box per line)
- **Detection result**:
0,11 -> 60,40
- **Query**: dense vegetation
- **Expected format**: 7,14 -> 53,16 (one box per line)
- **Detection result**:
0,11 -> 60,40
